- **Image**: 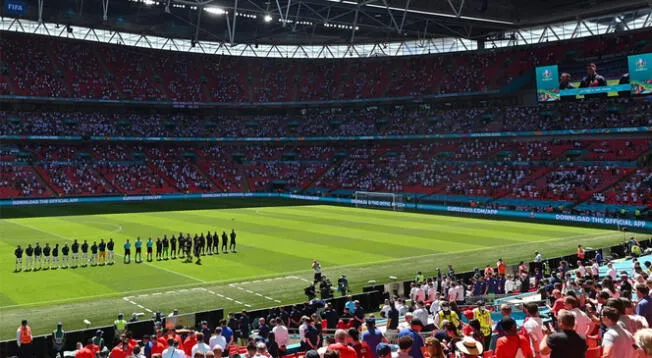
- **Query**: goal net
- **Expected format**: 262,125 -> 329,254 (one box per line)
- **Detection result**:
353,191 -> 405,211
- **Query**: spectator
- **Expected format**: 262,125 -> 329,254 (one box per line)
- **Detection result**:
539,310 -> 587,358
362,318 -> 386,358
328,329 -> 357,358
397,336 -> 414,358
636,284 -> 652,327
398,318 -> 425,358
209,327 -> 226,350
602,306 -> 637,357
192,333 -> 211,357
454,336 -> 483,358
495,317 -> 533,358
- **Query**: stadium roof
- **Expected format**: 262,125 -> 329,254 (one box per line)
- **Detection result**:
6,0 -> 652,46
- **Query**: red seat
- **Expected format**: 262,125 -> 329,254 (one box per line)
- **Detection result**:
483,350 -> 494,358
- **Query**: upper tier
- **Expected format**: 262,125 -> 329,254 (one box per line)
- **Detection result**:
1,30 -> 651,103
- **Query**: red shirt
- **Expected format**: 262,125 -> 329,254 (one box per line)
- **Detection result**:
462,324 -> 473,337
151,342 -> 166,355
328,343 -> 358,358
109,346 -> 129,358
552,298 -> 565,315
75,348 -> 94,358
495,334 -> 533,358
85,344 -> 100,356
497,261 -> 506,275
184,336 -> 198,356
352,341 -> 372,358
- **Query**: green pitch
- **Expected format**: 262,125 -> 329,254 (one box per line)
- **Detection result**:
0,204 -> 637,339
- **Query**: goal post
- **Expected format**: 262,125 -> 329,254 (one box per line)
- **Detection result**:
353,191 -> 405,211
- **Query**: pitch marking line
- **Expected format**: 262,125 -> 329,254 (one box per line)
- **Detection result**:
228,277 -> 302,304
0,232 -> 623,310
8,220 -> 205,283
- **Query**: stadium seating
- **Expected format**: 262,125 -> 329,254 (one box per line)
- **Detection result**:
2,29 -> 651,102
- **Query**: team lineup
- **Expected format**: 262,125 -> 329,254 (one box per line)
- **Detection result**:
12,229 -> 238,272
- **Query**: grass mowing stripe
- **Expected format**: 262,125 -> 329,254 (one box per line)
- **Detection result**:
267,206 -> 585,243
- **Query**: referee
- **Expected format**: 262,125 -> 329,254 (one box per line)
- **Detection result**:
14,245 -> 23,272
135,237 -> 143,263
123,239 -> 131,264
146,238 -> 153,262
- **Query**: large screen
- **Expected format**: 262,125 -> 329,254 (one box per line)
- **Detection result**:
629,53 -> 652,95
536,53 -> 652,102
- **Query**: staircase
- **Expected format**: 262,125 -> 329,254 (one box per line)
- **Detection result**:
32,166 -> 61,195
194,162 -> 226,192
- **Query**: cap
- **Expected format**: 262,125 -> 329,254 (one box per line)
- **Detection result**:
96,330 -> 104,335
201,321 -> 208,325
376,343 -> 392,357
476,300 -> 485,306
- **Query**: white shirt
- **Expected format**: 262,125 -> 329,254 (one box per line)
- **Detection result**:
429,300 -> 441,314
591,263 -> 600,276
192,342 -> 211,356
607,267 -> 617,280
456,285 -> 465,301
414,289 -> 425,303
571,308 -> 592,338
578,265 -> 586,277
272,325 -> 289,347
162,347 -> 185,358
523,317 -> 548,358
209,334 -> 227,350
380,305 -> 391,317
413,308 -> 429,324
505,279 -> 517,293
448,287 -> 458,302
602,324 -> 636,357
299,323 -> 307,341
535,254 -> 542,262
427,287 -> 437,301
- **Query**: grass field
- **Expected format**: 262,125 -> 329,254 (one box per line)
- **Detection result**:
0,204 -> 641,340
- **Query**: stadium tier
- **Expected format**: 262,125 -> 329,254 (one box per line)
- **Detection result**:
1,30 -> 652,102
2,134 -> 650,218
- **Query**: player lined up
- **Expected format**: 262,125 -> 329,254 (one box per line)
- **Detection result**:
124,229 -> 237,264
14,239 -> 116,272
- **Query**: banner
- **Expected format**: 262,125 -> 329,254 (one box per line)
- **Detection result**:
5,0 -> 26,15
536,66 -> 560,102
2,192 -> 651,230
629,53 -> 652,95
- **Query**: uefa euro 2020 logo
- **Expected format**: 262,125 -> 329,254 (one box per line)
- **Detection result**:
542,69 -> 552,81
636,58 -> 647,71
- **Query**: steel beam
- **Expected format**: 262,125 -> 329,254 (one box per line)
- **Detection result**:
398,0 -> 411,32
226,0 -> 239,44
381,0 -> 401,33
38,0 -> 44,23
102,0 -> 110,21
350,5 -> 359,42
194,5 -> 202,44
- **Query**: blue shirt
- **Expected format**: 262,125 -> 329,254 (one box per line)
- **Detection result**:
221,326 -> 234,344
398,328 -> 423,358
135,241 -> 142,248
636,296 -> 652,327
345,300 -> 356,313
124,242 -> 131,250
473,281 -> 486,296
595,252 -> 603,264
362,328 -> 383,358
147,241 -> 153,248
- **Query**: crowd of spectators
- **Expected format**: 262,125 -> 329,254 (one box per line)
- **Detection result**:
2,29 -> 651,102
1,136 -> 649,218
3,100 -> 650,139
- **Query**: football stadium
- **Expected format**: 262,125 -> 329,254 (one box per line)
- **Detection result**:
1,0 -> 652,357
